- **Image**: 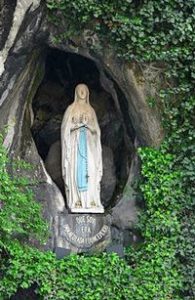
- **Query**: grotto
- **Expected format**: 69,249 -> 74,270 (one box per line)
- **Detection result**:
0,0 -> 163,253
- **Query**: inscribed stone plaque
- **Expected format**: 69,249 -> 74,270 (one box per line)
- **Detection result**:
58,214 -> 111,251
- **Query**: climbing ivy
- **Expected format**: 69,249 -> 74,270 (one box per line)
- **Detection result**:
0,134 -> 132,300
164,96 -> 195,299
46,1 -> 195,299
126,147 -> 183,300
0,1 -> 194,299
0,242 -> 132,300
0,142 -> 185,299
0,132 -> 48,246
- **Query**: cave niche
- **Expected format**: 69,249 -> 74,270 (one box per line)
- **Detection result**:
31,48 -> 135,209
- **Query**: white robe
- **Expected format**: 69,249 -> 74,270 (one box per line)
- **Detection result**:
61,102 -> 104,213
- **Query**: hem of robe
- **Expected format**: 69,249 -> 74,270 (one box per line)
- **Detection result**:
70,207 -> 104,213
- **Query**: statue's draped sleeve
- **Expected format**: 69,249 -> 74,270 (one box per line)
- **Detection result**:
92,109 -> 103,184
61,105 -> 73,191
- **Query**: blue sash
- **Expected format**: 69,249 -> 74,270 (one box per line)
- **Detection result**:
77,126 -> 88,191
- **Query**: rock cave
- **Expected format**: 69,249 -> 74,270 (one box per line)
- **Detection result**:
31,48 -> 134,210
0,0 -> 163,254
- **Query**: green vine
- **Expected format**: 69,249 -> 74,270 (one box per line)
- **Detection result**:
0,0 -> 194,299
46,1 -> 195,299
0,242 -> 132,300
0,132 -> 48,245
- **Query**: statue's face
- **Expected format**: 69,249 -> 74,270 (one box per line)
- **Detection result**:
77,85 -> 87,100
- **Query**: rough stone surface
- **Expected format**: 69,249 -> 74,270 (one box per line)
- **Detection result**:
101,146 -> 116,207
45,140 -> 64,191
0,2 -> 63,250
110,152 -> 142,246
111,153 -> 140,230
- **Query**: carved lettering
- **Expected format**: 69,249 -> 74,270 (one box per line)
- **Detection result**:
81,226 -> 91,234
76,215 -> 96,225
63,223 -> 109,247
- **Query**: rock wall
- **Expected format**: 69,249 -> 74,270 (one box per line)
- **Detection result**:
0,1 -> 164,252
0,1 -> 64,250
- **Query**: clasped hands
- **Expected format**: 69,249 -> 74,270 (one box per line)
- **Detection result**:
73,114 -> 88,129
71,114 -> 96,133
72,122 -> 96,134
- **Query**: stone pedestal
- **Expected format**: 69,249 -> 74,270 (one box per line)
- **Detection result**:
55,213 -> 111,253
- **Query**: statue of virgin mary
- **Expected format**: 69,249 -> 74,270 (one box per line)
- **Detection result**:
61,84 -> 104,213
